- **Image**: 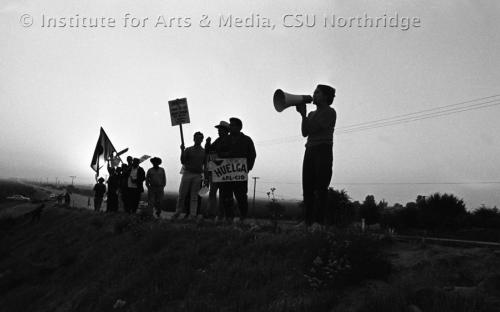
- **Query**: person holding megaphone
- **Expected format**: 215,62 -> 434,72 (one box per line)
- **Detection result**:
294,84 -> 337,229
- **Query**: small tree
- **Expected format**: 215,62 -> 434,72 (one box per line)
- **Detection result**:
327,188 -> 356,227
469,205 -> 500,229
360,195 -> 380,225
267,187 -> 284,233
418,193 -> 467,230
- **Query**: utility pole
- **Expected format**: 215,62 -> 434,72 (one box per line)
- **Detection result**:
252,177 -> 260,215
69,176 -> 76,186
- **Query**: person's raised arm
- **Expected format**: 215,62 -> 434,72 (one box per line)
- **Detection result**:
180,144 -> 186,164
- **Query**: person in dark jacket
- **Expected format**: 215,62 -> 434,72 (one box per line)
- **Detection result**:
93,177 -> 107,212
218,117 -> 256,222
204,120 -> 230,220
106,164 -> 120,212
124,157 -> 146,214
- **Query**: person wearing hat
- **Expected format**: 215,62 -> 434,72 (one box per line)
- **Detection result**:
127,157 -> 146,214
146,157 -> 167,218
295,84 -> 337,228
218,117 -> 256,223
204,121 -> 230,220
93,177 -> 107,212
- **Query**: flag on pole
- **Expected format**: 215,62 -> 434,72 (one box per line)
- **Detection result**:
90,127 -> 121,180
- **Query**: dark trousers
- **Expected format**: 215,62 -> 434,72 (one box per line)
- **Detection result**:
107,191 -> 118,212
220,181 -> 248,220
125,188 -> 141,214
302,144 -> 333,225
94,197 -> 103,212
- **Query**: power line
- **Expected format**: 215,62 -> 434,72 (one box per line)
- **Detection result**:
256,94 -> 500,146
336,100 -> 500,135
259,180 -> 500,186
337,94 -> 500,131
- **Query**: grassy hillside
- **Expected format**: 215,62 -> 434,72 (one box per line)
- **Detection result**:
0,205 -> 390,312
0,179 -> 36,202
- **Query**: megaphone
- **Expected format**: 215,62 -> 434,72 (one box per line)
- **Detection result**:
273,89 -> 312,112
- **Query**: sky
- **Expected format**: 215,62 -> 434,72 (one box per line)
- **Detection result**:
1,0 -> 500,209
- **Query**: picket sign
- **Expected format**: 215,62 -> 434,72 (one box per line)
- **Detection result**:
168,98 -> 190,147
210,158 -> 248,182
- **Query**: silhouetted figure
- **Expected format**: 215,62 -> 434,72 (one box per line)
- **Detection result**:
121,156 -> 133,213
173,132 -> 206,219
125,158 -> 145,214
93,177 -> 107,212
119,164 -> 128,211
205,121 -> 230,220
296,84 -> 337,226
106,164 -> 120,212
64,191 -> 71,208
146,157 -> 166,218
219,117 -> 256,222
57,194 -> 63,205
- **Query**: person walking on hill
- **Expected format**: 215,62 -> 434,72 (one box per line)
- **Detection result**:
146,157 -> 167,218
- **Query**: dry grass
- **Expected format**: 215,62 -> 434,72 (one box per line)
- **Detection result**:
0,205 -> 392,312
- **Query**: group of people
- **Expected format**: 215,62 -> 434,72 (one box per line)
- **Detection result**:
93,156 -> 166,217
173,117 -> 257,223
93,84 -> 337,228
92,116 -> 257,223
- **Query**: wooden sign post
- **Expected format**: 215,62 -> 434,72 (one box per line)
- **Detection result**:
168,98 -> 190,146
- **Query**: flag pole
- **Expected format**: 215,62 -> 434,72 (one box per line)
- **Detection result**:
95,149 -> 99,182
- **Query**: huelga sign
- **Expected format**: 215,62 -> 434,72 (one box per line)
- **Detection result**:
209,158 -> 248,182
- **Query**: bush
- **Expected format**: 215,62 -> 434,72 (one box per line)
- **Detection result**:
382,193 -> 469,231
381,202 -> 418,230
327,188 -> 357,226
418,193 -> 467,230
304,231 -> 391,290
468,206 -> 500,229
359,195 -> 381,225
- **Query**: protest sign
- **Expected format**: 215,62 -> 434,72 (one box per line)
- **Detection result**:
168,98 -> 190,126
210,158 -> 248,182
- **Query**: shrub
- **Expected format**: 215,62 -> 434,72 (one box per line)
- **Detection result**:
266,188 -> 284,233
327,188 -> 357,226
468,206 -> 500,229
359,195 -> 381,225
304,231 -> 391,290
418,193 -> 467,230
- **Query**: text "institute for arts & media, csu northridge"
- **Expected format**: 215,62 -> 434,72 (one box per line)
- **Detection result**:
35,12 -> 421,31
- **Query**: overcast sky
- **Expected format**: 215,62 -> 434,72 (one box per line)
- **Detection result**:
1,0 -> 500,209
